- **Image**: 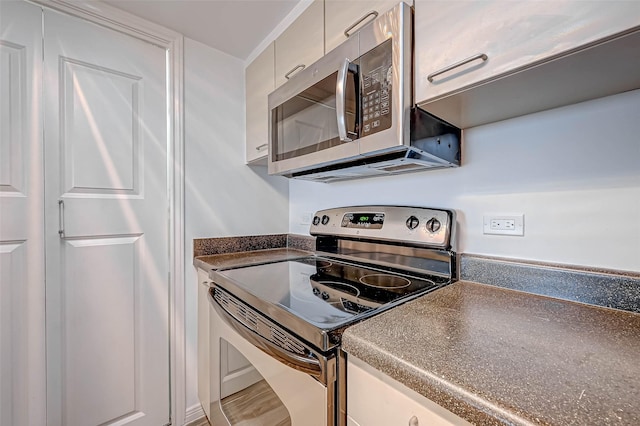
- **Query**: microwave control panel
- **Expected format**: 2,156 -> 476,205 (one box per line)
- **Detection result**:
360,39 -> 392,137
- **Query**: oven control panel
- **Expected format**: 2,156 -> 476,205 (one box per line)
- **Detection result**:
310,206 -> 455,249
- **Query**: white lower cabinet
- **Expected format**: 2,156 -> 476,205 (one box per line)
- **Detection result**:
197,269 -> 212,421
347,414 -> 361,426
347,356 -> 471,426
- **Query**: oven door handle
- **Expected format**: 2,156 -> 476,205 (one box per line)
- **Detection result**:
209,290 -> 325,381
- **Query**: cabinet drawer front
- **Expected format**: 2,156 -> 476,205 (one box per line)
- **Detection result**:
347,356 -> 471,426
415,0 -> 640,103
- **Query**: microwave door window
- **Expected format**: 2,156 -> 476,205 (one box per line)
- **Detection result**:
272,70 -> 358,162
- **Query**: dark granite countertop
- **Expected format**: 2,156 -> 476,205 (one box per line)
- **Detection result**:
192,233 -> 315,272
342,281 -> 640,425
194,247 -> 313,271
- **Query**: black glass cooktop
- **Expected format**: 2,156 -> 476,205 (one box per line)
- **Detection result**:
215,256 -> 447,330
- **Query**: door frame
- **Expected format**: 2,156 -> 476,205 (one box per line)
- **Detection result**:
30,0 -> 186,424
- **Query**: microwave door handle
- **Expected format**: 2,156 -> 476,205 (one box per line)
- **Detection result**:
336,58 -> 353,142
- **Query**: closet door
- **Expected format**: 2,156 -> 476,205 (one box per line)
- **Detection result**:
43,9 -> 169,426
0,2 -> 46,425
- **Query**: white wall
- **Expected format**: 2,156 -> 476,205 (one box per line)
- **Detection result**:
290,89 -> 640,273
183,38 -> 289,413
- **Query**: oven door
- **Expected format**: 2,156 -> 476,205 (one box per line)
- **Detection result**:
268,35 -> 360,176
208,287 -> 335,426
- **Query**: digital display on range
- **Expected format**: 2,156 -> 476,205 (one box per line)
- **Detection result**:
341,213 -> 385,229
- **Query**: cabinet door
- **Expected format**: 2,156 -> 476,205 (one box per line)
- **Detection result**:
245,42 -> 274,164
0,2 -> 45,425
347,356 -> 471,426
274,0 -> 324,87
44,9 -> 169,426
197,269 -> 212,420
347,415 -> 362,426
325,0 -> 402,53
414,0 -> 640,104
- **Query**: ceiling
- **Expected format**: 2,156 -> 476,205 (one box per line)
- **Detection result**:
101,0 -> 301,60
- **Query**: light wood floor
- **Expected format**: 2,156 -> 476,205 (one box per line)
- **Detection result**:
187,379 -> 291,426
186,416 -> 211,426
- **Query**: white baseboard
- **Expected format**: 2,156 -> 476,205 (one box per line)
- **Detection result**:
185,403 -> 206,425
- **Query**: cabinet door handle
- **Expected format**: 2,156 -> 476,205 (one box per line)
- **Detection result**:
408,415 -> 419,426
58,200 -> 65,238
344,11 -> 379,37
255,143 -> 268,151
427,53 -> 488,82
285,64 -> 305,80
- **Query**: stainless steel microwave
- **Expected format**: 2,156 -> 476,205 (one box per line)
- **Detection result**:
267,2 -> 461,182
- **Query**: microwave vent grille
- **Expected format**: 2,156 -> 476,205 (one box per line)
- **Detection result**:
283,107 -> 461,183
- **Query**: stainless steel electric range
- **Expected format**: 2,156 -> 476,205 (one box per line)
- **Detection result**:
208,206 -> 457,426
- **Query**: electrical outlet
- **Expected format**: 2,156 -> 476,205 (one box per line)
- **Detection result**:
300,211 -> 313,225
483,214 -> 524,236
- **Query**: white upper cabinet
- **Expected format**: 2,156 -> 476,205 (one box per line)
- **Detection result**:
274,0 -> 324,87
245,42 -> 275,164
324,0 -> 402,53
414,0 -> 640,127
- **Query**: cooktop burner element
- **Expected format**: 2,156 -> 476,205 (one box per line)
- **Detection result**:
210,205 -> 457,352
359,274 -> 412,289
298,257 -> 333,269
314,281 -> 360,297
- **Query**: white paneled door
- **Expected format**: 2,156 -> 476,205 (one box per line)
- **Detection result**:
43,8 -> 170,426
0,2 -> 45,425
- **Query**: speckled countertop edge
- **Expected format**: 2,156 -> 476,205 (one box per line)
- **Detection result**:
463,254 -> 640,278
461,254 -> 640,313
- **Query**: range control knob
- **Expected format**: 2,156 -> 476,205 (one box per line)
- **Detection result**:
312,216 -> 321,226
425,217 -> 441,233
312,287 -> 320,296
321,215 -> 330,225
321,291 -> 330,300
405,216 -> 420,230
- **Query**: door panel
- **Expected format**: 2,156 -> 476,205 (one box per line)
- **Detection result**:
60,236 -> 144,425
0,43 -> 26,195
0,242 -> 26,426
61,58 -> 141,195
0,2 -> 45,425
44,9 -> 169,426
